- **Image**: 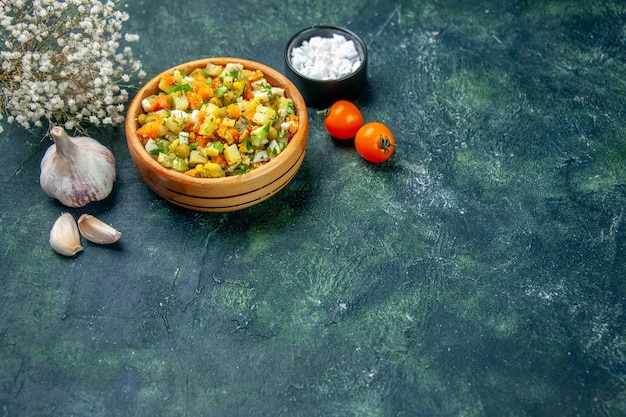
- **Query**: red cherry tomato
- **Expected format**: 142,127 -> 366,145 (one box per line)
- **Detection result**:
354,122 -> 395,163
322,100 -> 363,139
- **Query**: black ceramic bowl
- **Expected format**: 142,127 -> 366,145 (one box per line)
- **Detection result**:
284,26 -> 367,109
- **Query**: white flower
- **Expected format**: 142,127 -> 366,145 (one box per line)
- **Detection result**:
0,0 -> 145,132
124,33 -> 139,42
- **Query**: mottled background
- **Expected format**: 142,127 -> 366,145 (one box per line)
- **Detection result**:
1,0 -> 625,416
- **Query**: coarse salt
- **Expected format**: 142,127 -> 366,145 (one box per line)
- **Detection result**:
290,33 -> 362,80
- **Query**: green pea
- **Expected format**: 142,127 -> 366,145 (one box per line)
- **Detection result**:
176,143 -> 191,158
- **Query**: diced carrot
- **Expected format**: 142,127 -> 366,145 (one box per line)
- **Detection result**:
196,135 -> 211,147
228,127 -> 239,141
196,86 -> 212,99
196,110 -> 207,123
243,102 -> 256,120
137,117 -> 163,140
212,153 -> 227,168
287,115 -> 299,133
159,74 -> 175,92
247,70 -> 264,81
217,125 -> 230,142
186,91 -> 203,110
154,95 -> 170,111
191,70 -> 207,84
227,103 -> 242,118
243,82 -> 254,101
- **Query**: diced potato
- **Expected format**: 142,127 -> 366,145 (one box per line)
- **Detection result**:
222,75 -> 234,88
205,63 -> 222,77
271,87 -> 285,97
189,150 -> 208,166
201,102 -> 220,115
238,141 -> 251,154
157,152 -> 173,168
203,163 -> 225,178
170,91 -> 189,111
252,105 -> 276,125
220,117 -> 236,128
172,70 -> 185,83
164,110 -> 187,134
198,120 -> 216,136
178,131 -> 190,144
278,97 -> 295,116
223,144 -> 242,166
171,157 -> 188,173
158,78 -> 173,92
202,142 -> 222,157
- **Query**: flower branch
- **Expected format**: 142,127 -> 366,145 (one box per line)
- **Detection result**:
0,0 -> 146,134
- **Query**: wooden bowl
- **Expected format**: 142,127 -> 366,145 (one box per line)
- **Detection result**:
125,58 -> 309,212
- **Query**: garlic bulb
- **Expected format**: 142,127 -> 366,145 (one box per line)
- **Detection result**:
40,126 -> 116,207
77,214 -> 121,244
50,212 -> 83,256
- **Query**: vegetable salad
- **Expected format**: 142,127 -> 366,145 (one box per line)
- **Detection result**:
136,62 -> 299,177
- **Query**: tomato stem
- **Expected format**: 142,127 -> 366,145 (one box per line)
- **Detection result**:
379,135 -> 395,153
316,107 -> 331,117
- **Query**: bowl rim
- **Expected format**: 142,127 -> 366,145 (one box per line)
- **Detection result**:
284,25 -> 368,82
125,57 -> 308,187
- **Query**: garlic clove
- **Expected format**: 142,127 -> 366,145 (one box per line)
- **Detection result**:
77,214 -> 121,244
50,212 -> 83,256
40,126 -> 116,208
